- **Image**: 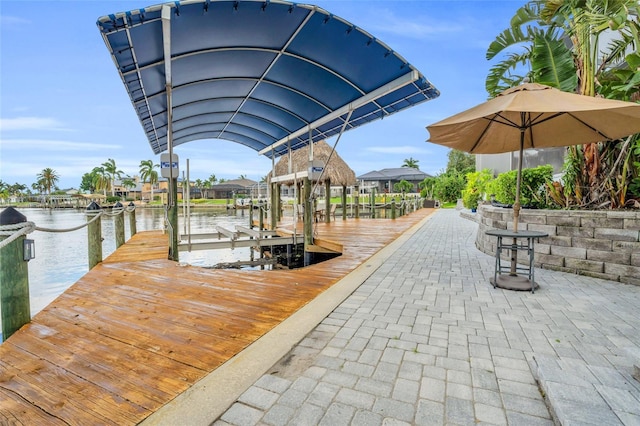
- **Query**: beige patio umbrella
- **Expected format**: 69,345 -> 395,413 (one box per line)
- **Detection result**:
426,83 -> 640,231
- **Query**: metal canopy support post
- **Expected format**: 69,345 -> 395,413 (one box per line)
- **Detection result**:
162,4 -> 178,261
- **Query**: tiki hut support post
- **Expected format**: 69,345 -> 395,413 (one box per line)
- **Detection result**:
269,139 -> 356,224
341,185 -> 347,220
324,179 -> 331,223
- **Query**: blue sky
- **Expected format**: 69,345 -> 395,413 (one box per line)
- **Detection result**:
0,0 -> 521,190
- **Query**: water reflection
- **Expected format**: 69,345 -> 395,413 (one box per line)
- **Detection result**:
2,207 -> 253,317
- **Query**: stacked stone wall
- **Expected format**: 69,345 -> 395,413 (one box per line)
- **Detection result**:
474,205 -> 640,286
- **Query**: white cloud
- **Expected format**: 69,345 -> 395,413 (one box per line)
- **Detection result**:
0,117 -> 69,132
0,139 -> 122,151
0,15 -> 31,26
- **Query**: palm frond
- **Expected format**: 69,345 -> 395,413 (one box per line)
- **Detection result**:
531,33 -> 578,91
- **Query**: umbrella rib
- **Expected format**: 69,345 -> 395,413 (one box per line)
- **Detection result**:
565,112 -> 614,141
471,113 -> 518,152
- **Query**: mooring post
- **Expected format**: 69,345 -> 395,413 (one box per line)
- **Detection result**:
391,199 -> 397,219
324,179 -> 331,223
275,184 -> 282,222
248,200 -> 254,228
86,201 -> 103,270
127,202 -> 137,236
370,188 -> 376,219
0,207 -> 32,341
303,177 -> 312,266
259,200 -> 264,230
270,183 -> 277,230
113,202 -> 125,248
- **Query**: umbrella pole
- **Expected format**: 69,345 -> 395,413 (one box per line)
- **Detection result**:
510,130 -> 525,275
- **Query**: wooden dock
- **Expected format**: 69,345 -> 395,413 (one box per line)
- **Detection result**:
0,209 -> 434,425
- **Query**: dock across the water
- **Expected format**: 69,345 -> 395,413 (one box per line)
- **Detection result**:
0,209 -> 434,425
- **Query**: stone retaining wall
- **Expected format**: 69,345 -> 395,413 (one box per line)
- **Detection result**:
474,205 -> 640,285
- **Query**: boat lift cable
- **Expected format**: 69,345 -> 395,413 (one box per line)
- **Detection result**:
310,109 -> 353,197
310,109 -> 353,237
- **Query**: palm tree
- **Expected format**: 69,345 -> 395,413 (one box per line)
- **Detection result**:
139,160 -> 159,202
121,176 -> 136,200
102,158 -> 123,197
194,179 -> 203,199
402,158 -> 419,169
36,168 -> 59,196
92,166 -> 111,196
202,180 -> 212,199
31,181 -> 43,195
393,179 -> 414,194
208,174 -> 218,185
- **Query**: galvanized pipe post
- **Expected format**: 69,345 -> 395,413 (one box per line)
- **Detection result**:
0,207 -> 32,341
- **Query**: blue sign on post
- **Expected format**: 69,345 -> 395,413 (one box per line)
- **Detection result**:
160,153 -> 179,178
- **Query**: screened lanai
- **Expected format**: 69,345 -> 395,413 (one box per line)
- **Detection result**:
96,0 -> 440,159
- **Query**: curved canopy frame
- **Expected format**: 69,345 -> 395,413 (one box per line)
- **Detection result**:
97,0 -> 440,158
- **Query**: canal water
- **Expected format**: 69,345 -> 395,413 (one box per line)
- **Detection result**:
1,207 -> 261,320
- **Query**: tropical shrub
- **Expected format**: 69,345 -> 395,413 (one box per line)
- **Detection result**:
462,169 -> 494,209
433,172 -> 466,204
487,165 -> 553,208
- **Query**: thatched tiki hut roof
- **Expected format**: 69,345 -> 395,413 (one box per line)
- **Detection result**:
268,140 -> 356,186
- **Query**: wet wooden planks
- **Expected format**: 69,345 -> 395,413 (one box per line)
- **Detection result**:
0,209 -> 433,425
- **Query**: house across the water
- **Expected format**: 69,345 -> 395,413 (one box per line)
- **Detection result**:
357,168 -> 432,194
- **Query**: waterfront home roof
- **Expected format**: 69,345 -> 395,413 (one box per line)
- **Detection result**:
97,0 -> 439,160
357,167 -> 431,182
215,178 -> 259,188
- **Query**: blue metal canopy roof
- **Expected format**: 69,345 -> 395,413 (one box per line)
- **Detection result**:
97,0 -> 440,158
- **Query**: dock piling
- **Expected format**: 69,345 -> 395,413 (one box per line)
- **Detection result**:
0,207 -> 32,341
128,202 -> 137,236
114,202 -> 125,248
86,202 -> 103,269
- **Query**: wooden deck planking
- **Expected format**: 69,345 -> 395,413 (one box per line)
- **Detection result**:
0,209 -> 433,424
